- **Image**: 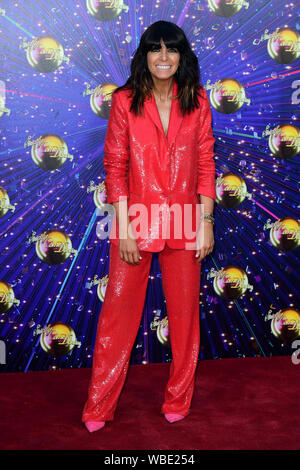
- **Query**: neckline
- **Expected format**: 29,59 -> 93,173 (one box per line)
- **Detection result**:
152,80 -> 176,139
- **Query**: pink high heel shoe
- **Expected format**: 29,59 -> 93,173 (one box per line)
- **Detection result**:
164,413 -> 185,423
85,421 -> 105,432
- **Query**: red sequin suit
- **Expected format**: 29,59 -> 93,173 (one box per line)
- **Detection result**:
82,80 -> 216,422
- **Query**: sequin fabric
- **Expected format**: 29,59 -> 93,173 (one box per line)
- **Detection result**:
103,80 -> 216,252
81,242 -> 201,423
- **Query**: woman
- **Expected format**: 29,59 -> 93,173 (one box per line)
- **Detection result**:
82,20 -> 216,432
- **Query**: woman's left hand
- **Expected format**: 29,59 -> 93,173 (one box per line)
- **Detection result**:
195,222 -> 214,263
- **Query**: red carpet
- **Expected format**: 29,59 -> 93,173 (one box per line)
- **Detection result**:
0,356 -> 299,450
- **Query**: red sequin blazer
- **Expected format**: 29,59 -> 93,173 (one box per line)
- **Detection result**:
103,80 -> 216,252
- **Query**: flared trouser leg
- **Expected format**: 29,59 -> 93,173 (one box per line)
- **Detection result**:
82,242 -> 153,422
159,244 -> 201,417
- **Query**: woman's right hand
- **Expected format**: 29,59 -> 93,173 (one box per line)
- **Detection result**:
119,237 -> 142,265
112,198 -> 142,265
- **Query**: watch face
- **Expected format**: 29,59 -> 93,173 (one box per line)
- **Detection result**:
203,216 -> 214,223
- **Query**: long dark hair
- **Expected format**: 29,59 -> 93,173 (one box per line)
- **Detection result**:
112,20 -> 205,117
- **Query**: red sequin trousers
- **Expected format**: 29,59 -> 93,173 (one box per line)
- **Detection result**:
82,242 -> 201,422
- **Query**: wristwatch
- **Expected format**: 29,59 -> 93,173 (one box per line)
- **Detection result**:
201,213 -> 215,224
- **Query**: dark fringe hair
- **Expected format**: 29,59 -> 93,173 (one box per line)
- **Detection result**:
112,20 -> 206,117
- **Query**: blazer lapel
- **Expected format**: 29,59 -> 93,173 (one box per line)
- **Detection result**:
144,80 -> 184,147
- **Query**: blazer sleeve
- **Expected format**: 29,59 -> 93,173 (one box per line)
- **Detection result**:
103,91 -> 130,204
196,88 -> 216,201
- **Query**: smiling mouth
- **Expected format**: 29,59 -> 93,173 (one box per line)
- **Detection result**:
156,65 -> 172,69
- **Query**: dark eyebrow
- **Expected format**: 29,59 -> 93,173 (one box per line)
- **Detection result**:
151,45 -> 178,50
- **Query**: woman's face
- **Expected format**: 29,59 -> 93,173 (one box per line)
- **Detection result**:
147,39 -> 180,81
